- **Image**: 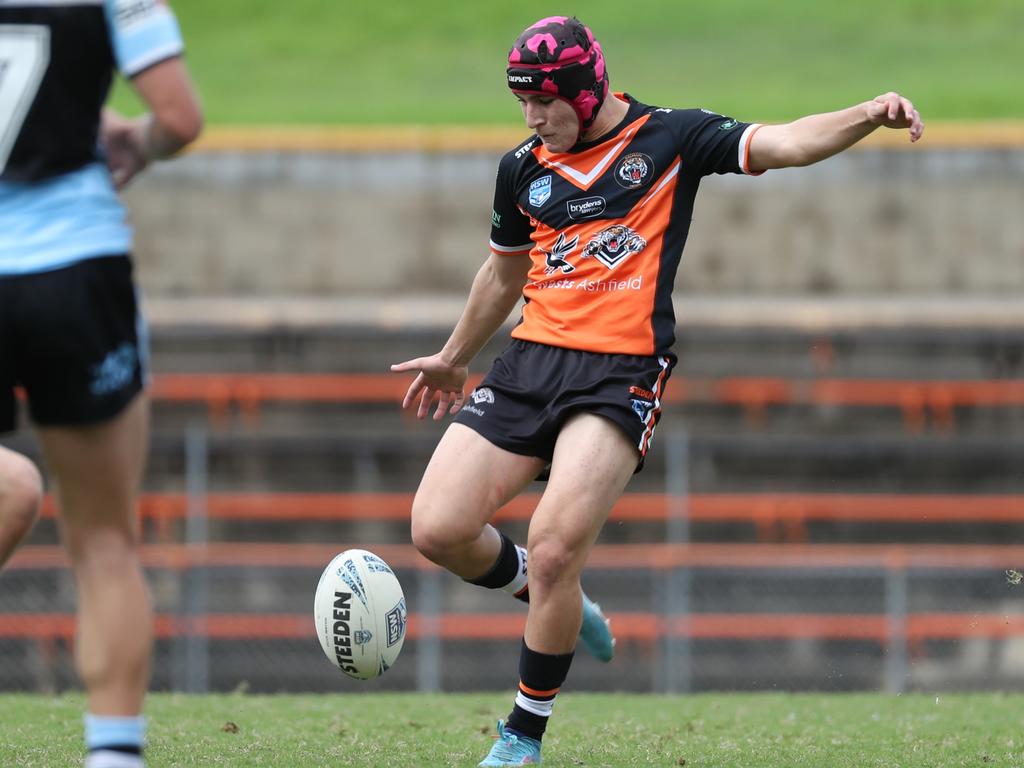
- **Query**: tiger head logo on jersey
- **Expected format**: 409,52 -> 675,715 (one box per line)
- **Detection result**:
615,152 -> 653,189
582,225 -> 647,269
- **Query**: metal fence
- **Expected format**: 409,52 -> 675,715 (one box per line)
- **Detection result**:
5,408 -> 1024,694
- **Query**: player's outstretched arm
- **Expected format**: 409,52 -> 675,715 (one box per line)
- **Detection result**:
101,58 -> 203,189
748,91 -> 923,172
391,252 -> 531,421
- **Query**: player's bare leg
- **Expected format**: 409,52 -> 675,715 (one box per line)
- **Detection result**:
525,413 -> 636,653
481,413 -> 636,764
0,446 -> 43,567
414,421 -> 616,671
37,395 -> 152,720
411,423 -> 545,579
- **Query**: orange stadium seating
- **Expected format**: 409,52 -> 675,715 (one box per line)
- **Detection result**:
31,491 -> 1024,544
5,541 -> 1024,643
145,372 -> 1024,432
9,369 -> 1022,689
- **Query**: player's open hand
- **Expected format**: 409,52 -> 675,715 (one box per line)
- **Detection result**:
866,92 -> 924,142
390,354 -> 468,421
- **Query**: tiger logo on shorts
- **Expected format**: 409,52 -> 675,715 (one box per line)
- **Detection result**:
471,387 -> 495,405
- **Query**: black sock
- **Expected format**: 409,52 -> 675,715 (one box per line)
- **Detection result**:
89,745 -> 142,756
464,531 -> 529,603
505,639 -> 574,742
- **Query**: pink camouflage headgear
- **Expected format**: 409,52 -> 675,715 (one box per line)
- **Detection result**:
506,16 -> 609,142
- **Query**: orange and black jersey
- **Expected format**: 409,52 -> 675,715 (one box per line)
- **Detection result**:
489,94 -> 763,357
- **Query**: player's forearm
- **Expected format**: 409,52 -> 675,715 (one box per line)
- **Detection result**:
131,58 -> 203,161
143,111 -> 202,160
752,102 -> 877,169
440,258 -> 525,367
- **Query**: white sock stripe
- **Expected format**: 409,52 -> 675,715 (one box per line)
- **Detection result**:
501,574 -> 528,595
84,751 -> 144,768
515,691 -> 555,718
500,544 -> 529,595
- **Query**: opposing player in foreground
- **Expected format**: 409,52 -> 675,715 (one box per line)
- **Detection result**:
393,14 -> 922,767
0,1 -> 201,766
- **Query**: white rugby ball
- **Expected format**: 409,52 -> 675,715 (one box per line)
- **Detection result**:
313,549 -> 407,680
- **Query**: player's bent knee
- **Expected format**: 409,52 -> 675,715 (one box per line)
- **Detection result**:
409,499 -> 483,563
410,516 -> 474,563
1,455 -> 43,533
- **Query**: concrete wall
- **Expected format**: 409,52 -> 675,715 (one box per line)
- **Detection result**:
122,148 -> 1024,297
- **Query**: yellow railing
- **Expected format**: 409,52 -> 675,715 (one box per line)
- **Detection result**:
190,120 -> 1024,154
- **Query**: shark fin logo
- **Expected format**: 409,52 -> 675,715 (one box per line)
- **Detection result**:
90,342 -> 137,396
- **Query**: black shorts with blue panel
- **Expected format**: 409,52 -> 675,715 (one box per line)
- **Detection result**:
0,255 -> 146,433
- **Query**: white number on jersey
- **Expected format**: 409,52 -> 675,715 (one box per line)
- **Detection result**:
0,25 -> 51,174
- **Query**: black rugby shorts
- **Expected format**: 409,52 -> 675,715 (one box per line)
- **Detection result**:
454,339 -> 674,471
0,255 -> 147,433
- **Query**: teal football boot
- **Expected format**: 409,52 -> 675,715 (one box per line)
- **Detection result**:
478,721 -> 542,766
578,592 -> 615,662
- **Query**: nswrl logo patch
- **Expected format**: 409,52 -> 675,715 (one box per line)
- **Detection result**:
353,629 -> 373,646
529,175 -> 552,207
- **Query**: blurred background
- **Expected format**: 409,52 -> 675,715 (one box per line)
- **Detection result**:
2,0 -> 1023,694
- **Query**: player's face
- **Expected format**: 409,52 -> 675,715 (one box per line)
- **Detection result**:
517,94 -> 579,153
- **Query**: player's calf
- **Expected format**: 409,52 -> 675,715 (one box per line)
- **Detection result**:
0,450 -> 43,567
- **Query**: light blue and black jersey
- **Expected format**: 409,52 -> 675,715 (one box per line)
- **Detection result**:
0,0 -> 185,275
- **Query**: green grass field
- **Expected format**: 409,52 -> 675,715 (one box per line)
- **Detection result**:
3,692 -> 1023,767
112,0 -> 1023,124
